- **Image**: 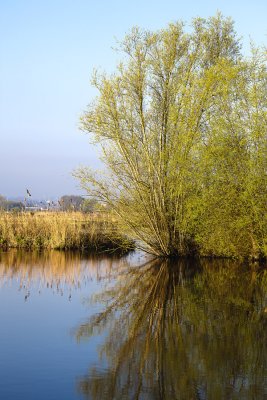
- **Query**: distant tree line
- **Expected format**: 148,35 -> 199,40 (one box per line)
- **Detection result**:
0,194 -> 103,214
0,195 -> 24,211
58,195 -> 102,213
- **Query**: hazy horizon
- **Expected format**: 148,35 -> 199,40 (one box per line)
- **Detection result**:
1,0 -> 266,198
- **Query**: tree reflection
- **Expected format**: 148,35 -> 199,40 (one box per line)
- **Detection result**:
76,259 -> 267,399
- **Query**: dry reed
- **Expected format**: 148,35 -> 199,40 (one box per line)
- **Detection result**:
0,211 -> 133,252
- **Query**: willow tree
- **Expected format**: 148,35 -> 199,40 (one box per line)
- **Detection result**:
76,14 -> 244,256
189,47 -> 267,259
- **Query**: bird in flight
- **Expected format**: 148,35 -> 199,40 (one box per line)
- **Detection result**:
26,189 -> 31,197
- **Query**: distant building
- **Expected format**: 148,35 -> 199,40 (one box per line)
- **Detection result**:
25,206 -> 48,212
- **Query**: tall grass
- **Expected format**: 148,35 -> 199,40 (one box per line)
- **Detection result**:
0,211 -> 133,252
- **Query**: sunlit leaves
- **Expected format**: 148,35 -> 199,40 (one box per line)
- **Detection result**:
77,14 -> 266,258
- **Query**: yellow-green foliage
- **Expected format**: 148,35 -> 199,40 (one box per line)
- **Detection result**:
0,211 -> 133,252
77,14 -> 266,259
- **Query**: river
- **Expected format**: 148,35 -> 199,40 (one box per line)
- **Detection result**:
0,250 -> 266,399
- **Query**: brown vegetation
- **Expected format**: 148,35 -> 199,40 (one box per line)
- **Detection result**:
0,211 -> 133,252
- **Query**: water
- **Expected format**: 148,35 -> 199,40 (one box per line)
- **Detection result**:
0,250 -> 266,399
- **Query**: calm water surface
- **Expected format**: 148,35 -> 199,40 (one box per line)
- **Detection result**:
0,250 -> 267,400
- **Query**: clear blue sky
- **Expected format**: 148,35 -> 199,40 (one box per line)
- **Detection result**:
0,0 -> 266,199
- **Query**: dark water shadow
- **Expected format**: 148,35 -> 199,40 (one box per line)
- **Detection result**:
75,258 -> 267,400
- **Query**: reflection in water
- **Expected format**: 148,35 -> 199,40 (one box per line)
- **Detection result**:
0,249 -> 131,297
1,250 -> 267,399
76,258 -> 267,400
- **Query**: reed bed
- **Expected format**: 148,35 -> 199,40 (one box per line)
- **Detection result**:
0,211 -> 133,252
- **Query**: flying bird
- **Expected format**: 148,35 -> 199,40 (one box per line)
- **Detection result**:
26,189 -> 31,197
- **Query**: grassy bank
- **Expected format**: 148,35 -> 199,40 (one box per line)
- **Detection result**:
0,211 -> 133,252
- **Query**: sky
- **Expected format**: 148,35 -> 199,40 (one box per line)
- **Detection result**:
0,0 -> 266,199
